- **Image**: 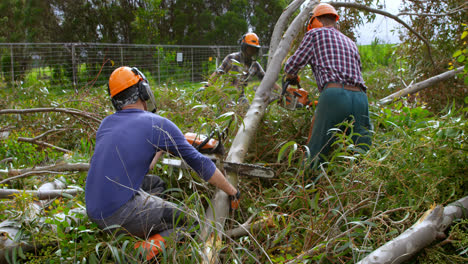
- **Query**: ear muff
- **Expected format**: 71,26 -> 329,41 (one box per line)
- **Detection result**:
131,67 -> 150,101
307,16 -> 323,31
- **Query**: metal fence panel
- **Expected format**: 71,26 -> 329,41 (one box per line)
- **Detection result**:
0,43 -> 269,90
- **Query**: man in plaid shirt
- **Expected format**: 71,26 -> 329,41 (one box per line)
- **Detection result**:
284,3 -> 372,167
207,33 -> 280,104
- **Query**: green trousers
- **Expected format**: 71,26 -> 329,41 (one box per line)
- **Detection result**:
307,87 -> 372,165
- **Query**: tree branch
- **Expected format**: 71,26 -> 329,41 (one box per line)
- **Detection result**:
329,1 -> 435,66
17,137 -> 72,154
2,162 -> 90,178
268,0 -> 306,69
357,196 -> 468,264
0,188 -> 81,200
379,66 -> 464,105
0,107 -> 102,123
397,3 -> 467,17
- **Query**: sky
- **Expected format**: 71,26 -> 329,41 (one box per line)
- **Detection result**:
354,0 -> 402,45
302,0 -> 404,45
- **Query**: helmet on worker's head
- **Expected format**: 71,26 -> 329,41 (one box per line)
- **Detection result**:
307,3 -> 339,31
107,66 -> 157,112
240,33 -> 261,59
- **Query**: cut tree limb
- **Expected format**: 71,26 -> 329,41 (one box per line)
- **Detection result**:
2,162 -> 90,178
0,188 -> 81,200
199,1 -> 319,263
379,66 -> 464,105
357,196 -> 468,264
0,107 -> 102,123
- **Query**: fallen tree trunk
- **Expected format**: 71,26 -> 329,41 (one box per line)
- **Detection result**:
379,66 -> 464,105
199,1 -> 319,263
357,196 -> 468,264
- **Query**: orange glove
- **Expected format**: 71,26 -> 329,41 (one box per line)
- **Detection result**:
229,190 -> 241,210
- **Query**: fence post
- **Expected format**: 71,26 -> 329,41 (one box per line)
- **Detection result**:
71,43 -> 77,91
120,46 -> 124,66
191,47 -> 194,82
157,47 -> 160,85
10,45 -> 14,83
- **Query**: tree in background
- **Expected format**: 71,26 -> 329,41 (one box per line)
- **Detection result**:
131,0 -> 288,45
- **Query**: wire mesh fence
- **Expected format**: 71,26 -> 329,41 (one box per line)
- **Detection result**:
0,43 -> 269,91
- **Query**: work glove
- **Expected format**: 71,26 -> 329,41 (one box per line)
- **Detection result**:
229,189 -> 241,210
286,75 -> 300,86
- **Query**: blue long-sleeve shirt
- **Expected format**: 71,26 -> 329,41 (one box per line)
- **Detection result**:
85,109 -> 216,219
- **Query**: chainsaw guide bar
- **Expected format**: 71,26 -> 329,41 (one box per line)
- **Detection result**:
161,158 -> 275,179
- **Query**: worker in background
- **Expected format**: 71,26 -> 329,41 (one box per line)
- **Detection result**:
284,3 -> 372,167
205,32 -> 280,104
85,66 -> 240,258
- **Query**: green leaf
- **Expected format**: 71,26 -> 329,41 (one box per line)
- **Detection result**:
453,50 -> 462,57
277,141 -> 297,163
457,55 -> 465,63
461,31 -> 468,39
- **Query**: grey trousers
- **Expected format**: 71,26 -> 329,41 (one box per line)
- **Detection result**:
89,175 -> 188,238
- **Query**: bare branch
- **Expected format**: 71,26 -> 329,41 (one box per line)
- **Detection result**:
0,107 -> 102,123
0,170 -> 64,185
0,158 -> 13,164
329,1 -> 435,66
2,162 -> 90,178
379,66 -> 464,105
18,134 -> 72,154
398,3 -> 468,17
0,188 -> 81,200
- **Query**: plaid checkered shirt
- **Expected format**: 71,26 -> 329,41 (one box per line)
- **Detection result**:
284,27 -> 367,92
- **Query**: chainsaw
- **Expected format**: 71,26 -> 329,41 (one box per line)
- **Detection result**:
161,132 -> 275,179
279,75 -> 318,110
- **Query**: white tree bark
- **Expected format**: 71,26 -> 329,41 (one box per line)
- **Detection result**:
267,0 -> 307,70
357,196 -> 468,264
199,1 -> 319,263
0,188 -> 80,200
379,66 -> 464,105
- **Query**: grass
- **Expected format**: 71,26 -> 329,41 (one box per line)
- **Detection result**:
0,55 -> 467,263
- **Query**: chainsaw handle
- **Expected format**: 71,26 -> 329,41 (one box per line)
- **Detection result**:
196,130 -> 215,150
281,75 -> 301,96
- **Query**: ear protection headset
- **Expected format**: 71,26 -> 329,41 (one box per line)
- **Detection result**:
107,67 -> 153,111
131,67 -> 151,102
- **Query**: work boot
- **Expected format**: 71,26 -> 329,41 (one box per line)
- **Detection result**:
135,233 -> 166,260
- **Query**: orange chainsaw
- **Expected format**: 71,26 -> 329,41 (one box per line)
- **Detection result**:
279,75 -> 318,110
161,131 -> 275,178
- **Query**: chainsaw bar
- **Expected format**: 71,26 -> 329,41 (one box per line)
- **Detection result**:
161,158 -> 275,178
222,161 -> 275,178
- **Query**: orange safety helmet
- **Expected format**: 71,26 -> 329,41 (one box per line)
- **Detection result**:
307,3 -> 340,31
241,33 -> 261,48
241,33 -> 261,59
108,66 -> 143,97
